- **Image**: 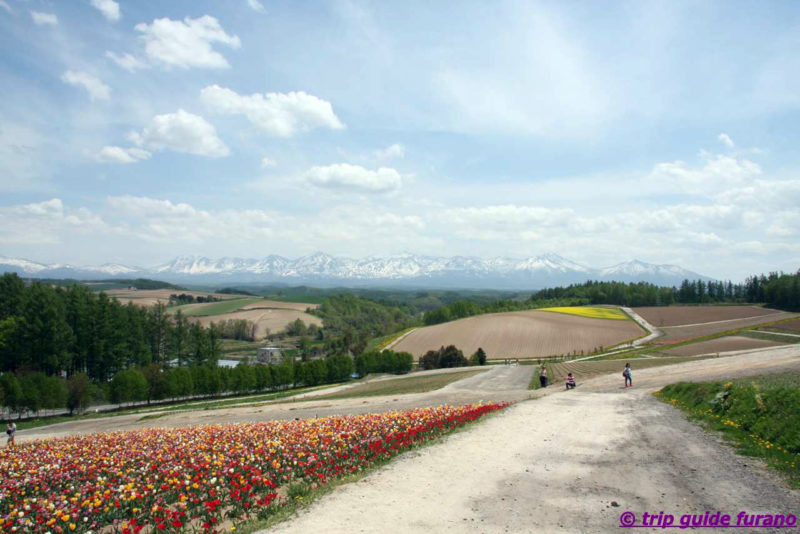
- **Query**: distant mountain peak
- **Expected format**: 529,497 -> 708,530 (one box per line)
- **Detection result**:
0,253 -> 711,289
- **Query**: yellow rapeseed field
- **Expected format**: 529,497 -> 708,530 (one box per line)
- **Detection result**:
539,306 -> 629,320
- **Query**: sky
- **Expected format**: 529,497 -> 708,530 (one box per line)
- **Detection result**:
0,0 -> 799,281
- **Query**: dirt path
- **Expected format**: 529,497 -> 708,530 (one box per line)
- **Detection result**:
262,345 -> 800,533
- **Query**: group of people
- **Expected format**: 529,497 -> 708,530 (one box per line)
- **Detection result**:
537,362 -> 633,390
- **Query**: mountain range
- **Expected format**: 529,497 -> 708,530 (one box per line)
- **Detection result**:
0,253 -> 710,289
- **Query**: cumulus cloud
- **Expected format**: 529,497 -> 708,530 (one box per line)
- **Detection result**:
135,16 -> 240,69
0,199 -> 109,245
718,133 -> 735,149
90,0 -> 120,22
304,163 -> 403,193
374,143 -> 405,160
61,70 -> 111,101
30,11 -> 58,26
96,146 -> 151,164
260,157 -> 277,169
128,110 -> 229,157
105,51 -> 148,72
201,85 -> 345,137
246,0 -> 266,13
648,153 -> 761,196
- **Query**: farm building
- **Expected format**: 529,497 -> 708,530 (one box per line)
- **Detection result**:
257,346 -> 284,365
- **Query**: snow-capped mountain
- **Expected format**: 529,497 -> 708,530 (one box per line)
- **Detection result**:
0,253 -> 710,289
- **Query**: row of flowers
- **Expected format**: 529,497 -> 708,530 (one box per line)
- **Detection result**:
1,403 -> 507,533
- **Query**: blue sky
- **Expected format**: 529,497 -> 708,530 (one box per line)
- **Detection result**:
0,0 -> 798,280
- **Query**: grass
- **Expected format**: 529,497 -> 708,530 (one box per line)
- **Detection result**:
311,369 -> 488,400
366,327 -> 419,352
170,297 -> 266,317
656,373 -> 800,487
539,306 -> 629,320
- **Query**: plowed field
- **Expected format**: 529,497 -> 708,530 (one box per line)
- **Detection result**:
188,308 -> 321,338
392,310 -> 644,359
633,305 -> 782,327
657,312 -> 799,342
661,335 -> 786,356
104,289 -> 244,307
544,356 -> 709,386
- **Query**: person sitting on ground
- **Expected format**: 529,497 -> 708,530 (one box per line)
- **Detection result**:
565,372 -> 576,390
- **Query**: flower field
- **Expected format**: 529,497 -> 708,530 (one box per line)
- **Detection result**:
538,306 -> 629,320
0,403 -> 507,533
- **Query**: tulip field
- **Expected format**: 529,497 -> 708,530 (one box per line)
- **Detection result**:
0,403 -> 507,533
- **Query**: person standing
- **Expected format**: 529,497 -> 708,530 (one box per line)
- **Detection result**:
539,365 -> 548,388
623,363 -> 632,388
6,421 -> 16,448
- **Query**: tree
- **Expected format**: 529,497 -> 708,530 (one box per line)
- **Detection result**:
142,363 -> 169,403
66,373 -> 91,414
109,368 -> 148,406
471,347 -> 487,366
0,373 -> 23,415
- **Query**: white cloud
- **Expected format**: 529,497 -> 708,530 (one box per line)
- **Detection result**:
90,0 -> 120,22
0,1 -> 11,13
30,11 -> 58,26
129,109 -> 229,157
96,146 -> 151,164
374,143 -> 405,160
246,0 -> 266,13
135,16 -> 240,69
105,51 -> 148,72
648,153 -> 761,196
718,133 -> 735,149
0,199 -> 109,245
304,163 -> 403,193
200,85 -> 345,137
260,157 -> 277,169
106,195 -> 276,242
61,70 -> 111,101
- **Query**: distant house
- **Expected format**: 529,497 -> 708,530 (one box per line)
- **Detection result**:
257,347 -> 284,365
128,286 -> 137,291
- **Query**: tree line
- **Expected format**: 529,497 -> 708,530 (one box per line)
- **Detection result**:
0,273 -> 221,381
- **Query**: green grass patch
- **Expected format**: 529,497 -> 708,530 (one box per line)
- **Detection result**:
656,373 -> 800,487
312,369 -> 487,400
366,327 -> 418,352
170,297 -> 266,317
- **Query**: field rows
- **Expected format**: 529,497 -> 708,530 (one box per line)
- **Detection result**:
543,357 -> 708,387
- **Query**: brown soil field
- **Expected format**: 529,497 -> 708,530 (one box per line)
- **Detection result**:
188,308 -> 321,338
633,305 -> 781,327
104,289 -> 243,307
240,300 -> 318,311
761,318 -> 800,333
391,310 -> 644,359
661,335 -> 786,356
656,311 -> 800,343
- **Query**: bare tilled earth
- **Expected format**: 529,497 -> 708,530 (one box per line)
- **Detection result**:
662,335 -> 786,356
188,309 -> 321,337
240,300 -> 318,312
103,289 -> 243,307
392,310 -> 644,359
262,346 -> 800,534
658,312 -> 800,342
633,305 -> 782,327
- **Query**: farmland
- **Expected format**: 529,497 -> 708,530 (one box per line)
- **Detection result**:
102,288 -> 244,307
656,311 -> 800,342
189,308 -> 322,338
633,305 -> 783,327
392,309 -> 644,359
539,306 -> 629,320
540,356 -> 712,387
661,335 -> 786,357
